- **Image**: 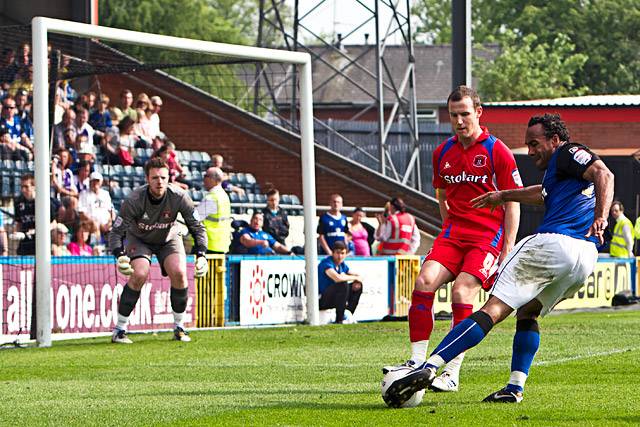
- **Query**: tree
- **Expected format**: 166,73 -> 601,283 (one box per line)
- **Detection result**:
412,0 -> 640,97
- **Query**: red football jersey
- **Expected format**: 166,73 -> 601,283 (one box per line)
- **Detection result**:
432,127 -> 523,245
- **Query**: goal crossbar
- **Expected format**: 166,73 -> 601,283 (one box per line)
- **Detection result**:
31,17 -> 320,347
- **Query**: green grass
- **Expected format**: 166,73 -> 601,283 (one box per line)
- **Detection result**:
1,310 -> 640,426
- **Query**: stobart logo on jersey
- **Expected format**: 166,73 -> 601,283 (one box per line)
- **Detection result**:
442,170 -> 489,184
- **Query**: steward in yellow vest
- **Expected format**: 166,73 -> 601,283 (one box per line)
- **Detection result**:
196,167 -> 231,253
609,201 -> 634,257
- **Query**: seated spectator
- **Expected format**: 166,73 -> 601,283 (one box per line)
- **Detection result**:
0,209 -> 7,256
239,212 -> 291,255
9,65 -> 33,96
375,197 -> 420,255
111,89 -> 137,124
134,105 -> 153,143
52,108 -> 76,151
317,193 -> 348,255
261,188 -> 289,245
0,47 -> 18,85
344,230 -> 356,256
80,91 -> 97,113
349,207 -> 371,256
70,134 -> 96,171
67,220 -> 94,256
154,144 -> 188,189
149,95 -> 163,138
78,172 -> 113,236
12,174 -> 62,255
52,148 -> 78,198
16,43 -> 30,68
89,94 -> 113,141
101,116 -> 138,165
317,240 -> 363,324
212,153 -> 245,195
75,106 -> 95,144
51,223 -> 71,256
0,126 -> 30,161
14,88 -> 31,123
73,160 -> 92,194
1,95 -> 33,153
58,195 -> 80,232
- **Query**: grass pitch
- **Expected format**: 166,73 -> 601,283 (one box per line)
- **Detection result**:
1,309 -> 639,426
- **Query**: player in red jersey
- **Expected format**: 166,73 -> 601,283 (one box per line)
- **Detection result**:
384,86 -> 522,392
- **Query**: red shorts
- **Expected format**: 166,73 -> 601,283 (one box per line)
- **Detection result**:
425,237 -> 501,287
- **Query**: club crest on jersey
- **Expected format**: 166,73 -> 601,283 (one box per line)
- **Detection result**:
162,210 -> 172,219
473,155 -> 487,167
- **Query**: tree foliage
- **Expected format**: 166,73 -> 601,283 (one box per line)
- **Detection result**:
412,0 -> 640,98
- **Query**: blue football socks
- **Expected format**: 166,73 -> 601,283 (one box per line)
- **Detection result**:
506,319 -> 540,393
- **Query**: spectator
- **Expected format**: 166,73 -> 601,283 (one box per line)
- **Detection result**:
16,43 -> 29,67
9,65 -> 32,96
52,108 -> 76,150
317,240 -> 363,324
0,47 -> 17,85
111,89 -> 137,123
51,148 -> 78,198
349,207 -> 370,256
212,153 -> 245,195
635,216 -> 640,254
344,230 -> 356,256
58,195 -> 80,232
73,160 -> 92,194
67,220 -> 94,256
375,197 -> 420,255
78,171 -> 113,237
71,134 -> 96,171
261,188 -> 289,245
102,116 -> 138,165
12,174 -> 62,255
89,94 -> 113,140
239,211 -> 291,255
14,88 -> 31,122
197,167 -> 231,254
0,126 -> 30,161
609,201 -> 634,257
51,223 -> 71,256
154,144 -> 187,189
1,95 -> 33,153
81,91 -> 97,113
0,209 -> 7,256
75,106 -> 95,144
317,193 -> 348,255
149,95 -> 163,138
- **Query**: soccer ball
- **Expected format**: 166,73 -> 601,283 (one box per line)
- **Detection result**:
381,366 -> 425,408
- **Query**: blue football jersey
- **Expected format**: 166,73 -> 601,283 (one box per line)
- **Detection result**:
317,212 -> 348,250
536,143 -> 600,243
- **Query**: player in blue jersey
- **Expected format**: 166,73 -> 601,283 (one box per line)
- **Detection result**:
384,113 -> 614,407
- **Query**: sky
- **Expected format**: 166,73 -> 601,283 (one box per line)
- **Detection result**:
286,0 -> 413,46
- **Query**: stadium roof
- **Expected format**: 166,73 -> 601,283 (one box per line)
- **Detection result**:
485,95 -> 640,107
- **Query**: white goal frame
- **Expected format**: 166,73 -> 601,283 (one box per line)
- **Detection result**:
31,17 -> 320,347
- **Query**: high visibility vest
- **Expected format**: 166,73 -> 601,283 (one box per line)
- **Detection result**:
610,215 -> 634,258
634,217 -> 640,240
378,212 -> 415,255
202,186 -> 231,253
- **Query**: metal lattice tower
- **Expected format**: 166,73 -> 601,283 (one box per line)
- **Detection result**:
255,0 -> 422,190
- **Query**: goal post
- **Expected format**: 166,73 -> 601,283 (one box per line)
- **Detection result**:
31,17 -> 320,347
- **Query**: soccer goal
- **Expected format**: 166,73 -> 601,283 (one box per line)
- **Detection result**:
30,17 -> 320,347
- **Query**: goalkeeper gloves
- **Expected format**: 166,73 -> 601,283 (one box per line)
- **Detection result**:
195,253 -> 208,278
113,248 -> 134,276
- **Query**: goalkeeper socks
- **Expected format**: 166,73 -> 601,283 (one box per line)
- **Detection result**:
507,319 -> 540,392
425,311 -> 494,370
116,284 -> 141,329
170,287 -> 189,313
408,290 -> 435,342
173,311 -> 185,329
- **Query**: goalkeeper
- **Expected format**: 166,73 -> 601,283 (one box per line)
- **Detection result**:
108,157 -> 208,344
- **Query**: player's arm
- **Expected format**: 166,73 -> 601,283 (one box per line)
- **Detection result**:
436,188 -> 448,221
179,193 -> 209,277
471,185 -> 544,209
108,199 -> 135,275
324,268 -> 362,283
583,159 -> 614,244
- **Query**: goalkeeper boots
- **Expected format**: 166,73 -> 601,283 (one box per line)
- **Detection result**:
111,328 -> 133,344
173,326 -> 192,342
482,387 -> 523,403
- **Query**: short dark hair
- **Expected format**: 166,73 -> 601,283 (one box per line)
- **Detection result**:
332,240 -> 347,252
353,207 -> 365,214
390,197 -> 406,213
266,188 -> 279,197
527,113 -> 570,142
448,85 -> 481,108
612,201 -> 624,211
144,157 -> 169,176
21,174 -> 34,185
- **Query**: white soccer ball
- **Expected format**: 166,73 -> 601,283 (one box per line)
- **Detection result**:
381,366 -> 425,408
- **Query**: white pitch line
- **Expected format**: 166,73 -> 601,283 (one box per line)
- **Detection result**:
532,347 -> 640,366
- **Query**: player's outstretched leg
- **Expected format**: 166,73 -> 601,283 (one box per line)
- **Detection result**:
112,284 -> 141,344
171,287 -> 191,342
483,319 -> 539,403
430,302 -> 473,392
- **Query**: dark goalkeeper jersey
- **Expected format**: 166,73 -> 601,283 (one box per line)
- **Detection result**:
109,184 -> 207,253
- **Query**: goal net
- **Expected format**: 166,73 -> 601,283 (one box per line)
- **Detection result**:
0,17 -> 318,347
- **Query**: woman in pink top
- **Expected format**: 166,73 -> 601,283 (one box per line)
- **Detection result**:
67,222 -> 93,256
350,207 -> 370,256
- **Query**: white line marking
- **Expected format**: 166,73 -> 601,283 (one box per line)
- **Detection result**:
532,347 -> 639,366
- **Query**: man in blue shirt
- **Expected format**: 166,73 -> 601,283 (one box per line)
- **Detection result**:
318,240 -> 364,324
384,113 -> 614,407
317,193 -> 348,255
239,211 -> 291,255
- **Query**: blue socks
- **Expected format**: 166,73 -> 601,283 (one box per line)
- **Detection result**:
425,311 -> 494,369
506,319 -> 540,393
